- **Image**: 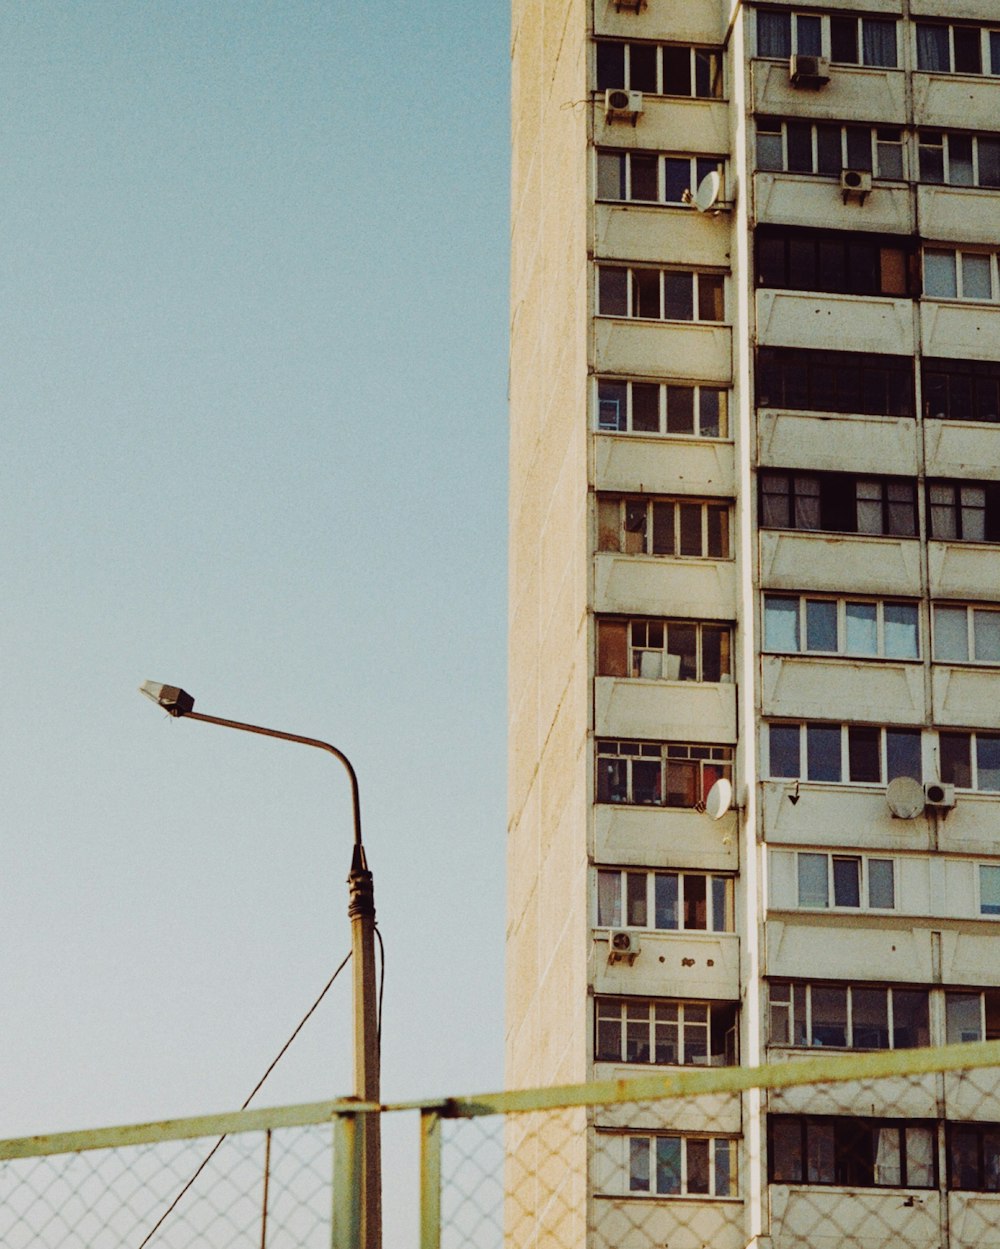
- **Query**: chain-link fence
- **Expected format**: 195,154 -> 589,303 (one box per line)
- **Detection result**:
5,1040 -> 1000,1247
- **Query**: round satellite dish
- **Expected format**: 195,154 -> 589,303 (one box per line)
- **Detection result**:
704,777 -> 733,821
693,170 -> 722,213
886,776 -> 925,820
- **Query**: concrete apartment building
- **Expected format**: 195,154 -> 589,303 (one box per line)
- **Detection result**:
507,1 -> 1000,1246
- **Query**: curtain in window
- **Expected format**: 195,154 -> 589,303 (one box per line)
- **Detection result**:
862,19 -> 897,68
916,25 -> 949,72
758,12 -> 791,58
597,871 -> 621,927
874,1127 -> 901,1185
905,1127 -> 934,1187
793,478 -> 821,529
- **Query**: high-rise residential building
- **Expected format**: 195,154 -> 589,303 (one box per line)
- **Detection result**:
507,2 -> 1000,1246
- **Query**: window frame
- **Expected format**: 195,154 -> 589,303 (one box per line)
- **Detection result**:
763,594 -> 920,661
595,377 -> 730,438
597,494 -> 733,560
756,226 -> 916,298
755,10 -> 898,68
597,616 -> 735,683
938,731 -> 1000,793
915,23 -> 1000,78
794,852 -> 897,912
918,130 -> 1000,190
755,117 -> 905,181
932,603 -> 1000,665
623,1133 -> 739,1197
595,996 -> 738,1067
769,980 -> 928,1051
595,39 -> 725,99
768,723 -> 924,787
595,868 -> 736,933
759,470 -> 918,538
597,264 -> 727,323
596,148 -> 726,207
948,1122 -> 1000,1192
757,346 -> 915,417
769,1115 -> 938,1189
595,739 -> 734,808
922,357 -> 1000,423
927,480 -> 1000,544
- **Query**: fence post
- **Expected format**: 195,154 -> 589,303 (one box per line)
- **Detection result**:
419,1110 -> 442,1249
331,1111 -> 362,1249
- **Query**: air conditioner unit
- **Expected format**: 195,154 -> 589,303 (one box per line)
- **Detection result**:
924,781 -> 956,810
604,88 -> 643,124
789,54 -> 831,88
841,168 -> 873,203
614,0 -> 646,10
607,929 -> 640,964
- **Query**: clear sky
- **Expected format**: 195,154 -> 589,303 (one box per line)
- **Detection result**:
0,0 -> 510,1208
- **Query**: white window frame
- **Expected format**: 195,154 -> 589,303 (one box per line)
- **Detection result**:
594,377 -> 730,438
595,868 -> 735,932
795,851 -> 897,912
597,41 -> 724,98
923,247 -> 1000,302
595,738 -> 734,807
767,722 -> 924,786
932,603 -> 1000,665
755,10 -> 899,67
978,863 -> 1000,916
622,1133 -> 738,1197
914,23 -> 1000,78
597,265 -> 727,323
597,616 -> 734,682
597,495 -> 733,559
944,987 -> 1000,1040
769,981 -> 927,1051
939,730 -> 1000,793
918,130 -> 1000,189
755,118 -> 903,180
762,594 -> 920,660
595,996 -> 734,1067
595,149 -> 725,207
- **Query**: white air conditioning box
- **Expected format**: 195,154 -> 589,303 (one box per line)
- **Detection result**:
604,88 -> 643,123
607,929 -> 640,964
924,781 -> 956,809
841,169 -> 873,202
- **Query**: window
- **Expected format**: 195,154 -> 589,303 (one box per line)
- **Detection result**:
755,118 -> 904,180
596,40 -> 724,98
596,150 -> 725,206
770,1117 -> 936,1188
759,471 -> 917,537
625,1134 -> 737,1196
939,733 -> 1000,791
928,481 -> 1000,543
945,989 -> 1000,1045
596,997 -> 738,1066
596,740 -> 733,807
756,11 -> 897,67
924,248 -> 1000,302
598,265 -> 726,321
596,869 -> 735,932
919,131 -> 1000,189
981,865 -> 1000,916
916,24 -> 1000,76
596,378 -> 728,437
923,358 -> 1000,423
769,724 -> 922,785
764,595 -> 919,660
933,604 -> 1000,664
795,853 -> 896,910
756,347 -> 914,417
756,227 -> 914,297
769,982 -> 929,1050
949,1124 -> 1000,1192
597,617 -> 733,681
597,495 -> 732,558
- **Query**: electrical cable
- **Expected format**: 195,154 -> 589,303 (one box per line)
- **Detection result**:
136,950 -> 353,1249
374,923 -> 385,1047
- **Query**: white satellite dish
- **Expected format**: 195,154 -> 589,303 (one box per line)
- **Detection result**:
692,170 -> 722,214
704,777 -> 733,821
886,776 -> 925,820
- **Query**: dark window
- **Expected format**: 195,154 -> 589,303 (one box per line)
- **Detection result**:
928,481 -> 1000,542
756,228 -> 915,297
923,359 -> 1000,422
757,347 -> 914,417
770,1117 -> 936,1188
596,41 -> 724,98
759,471 -> 918,537
949,1124 -> 1000,1192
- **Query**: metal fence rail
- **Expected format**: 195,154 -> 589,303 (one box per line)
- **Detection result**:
4,1040 -> 1000,1248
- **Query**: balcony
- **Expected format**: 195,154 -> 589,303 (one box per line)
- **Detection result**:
590,1197 -> 745,1249
754,173 -> 913,235
594,433 -> 735,496
595,202 -> 730,267
590,928 -> 740,999
765,916 -> 936,983
758,530 -> 922,596
595,674 -> 737,741
924,419 -> 1000,479
594,0 -> 724,44
917,185 -> 1000,247
593,803 -> 738,870
767,1059 -> 938,1120
913,71 -> 1000,131
594,316 -> 732,380
592,96 -> 729,154
761,655 -> 925,724
769,1187 -> 939,1249
756,289 -> 914,355
928,541 -> 1000,600
594,551 -> 737,617
762,780 -> 933,851
921,299 -> 1000,363
757,409 -> 918,475
751,59 -> 905,125
933,664 -> 1000,730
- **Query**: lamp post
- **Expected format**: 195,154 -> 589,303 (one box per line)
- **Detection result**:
139,681 -> 381,1249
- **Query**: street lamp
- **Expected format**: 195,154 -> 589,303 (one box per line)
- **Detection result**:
139,681 -> 381,1248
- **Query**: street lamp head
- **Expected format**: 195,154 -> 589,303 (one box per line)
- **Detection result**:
139,681 -> 195,717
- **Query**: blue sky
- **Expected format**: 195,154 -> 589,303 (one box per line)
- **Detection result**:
0,0 -> 510,1187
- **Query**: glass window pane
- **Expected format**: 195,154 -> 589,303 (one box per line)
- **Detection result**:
845,602 -> 877,654
868,858 -> 895,909
905,1127 -> 935,1188
786,121 -> 814,173
798,853 -> 828,908
597,152 -> 626,200
806,600 -> 838,651
973,610 -> 1000,661
654,873 -> 678,929
769,723 -> 800,777
947,993 -> 983,1043
873,1127 -> 902,1186
715,1140 -> 735,1196
807,723 -> 841,781
916,25 -> 949,72
698,274 -> 725,322
772,1120 -> 803,1182
949,133 -> 975,185
884,603 -> 919,658
893,990 -> 930,1048
811,986 -> 848,1046
631,382 -> 659,432
973,869 -> 998,919
655,1137 -> 682,1194
701,626 -> 725,682
830,17 -> 858,63
765,596 -> 800,651
920,135 -> 945,183
596,42 -> 626,90
699,387 -> 725,437
795,14 -> 822,57
935,605 -> 970,660
886,730 -> 921,783
629,43 -> 657,92
848,726 -> 880,783
816,125 -> 843,176
599,267 -> 628,315
962,253 -> 993,300
685,1138 -> 710,1194
665,158 -> 691,204
853,987 -> 890,1048
832,856 -> 861,906
862,19 -> 897,68
925,250 -> 958,298
665,385 -> 695,433
976,736 -> 1000,791
950,1125 -> 981,1190
757,128 -> 784,172
678,503 -> 702,556
663,271 -> 694,320
629,153 -> 658,201
954,26 -> 982,74
597,379 -> 628,431
980,136 -> 1000,188
630,1137 -> 651,1191
807,1122 -> 835,1183
941,732 -> 972,787
684,874 -> 707,930
662,46 -> 691,96
597,870 -> 622,927
632,268 -> 660,318
707,506 -> 728,557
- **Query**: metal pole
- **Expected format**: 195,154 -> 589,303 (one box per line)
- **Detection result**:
148,700 -> 381,1248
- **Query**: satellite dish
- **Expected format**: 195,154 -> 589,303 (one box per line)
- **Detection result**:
692,170 -> 722,214
886,776 -> 925,820
704,777 -> 733,821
